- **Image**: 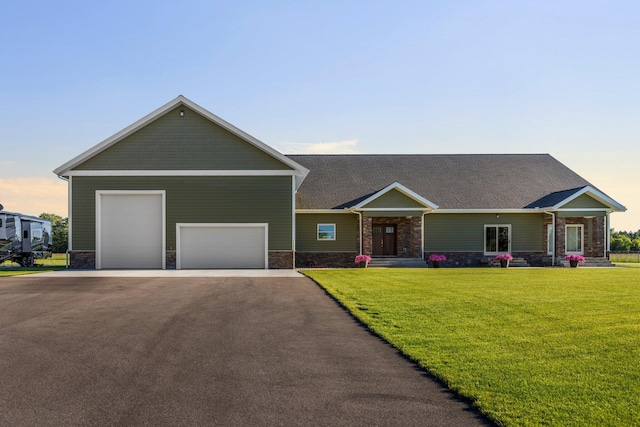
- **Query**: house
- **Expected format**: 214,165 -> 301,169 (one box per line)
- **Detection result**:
54,96 -> 626,269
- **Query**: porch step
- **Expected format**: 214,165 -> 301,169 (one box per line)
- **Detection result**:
369,257 -> 427,268
490,257 -> 530,268
559,257 -> 616,268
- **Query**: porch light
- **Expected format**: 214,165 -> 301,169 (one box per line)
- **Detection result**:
179,109 -> 185,117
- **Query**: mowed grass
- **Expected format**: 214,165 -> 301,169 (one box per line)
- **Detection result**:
303,268 -> 640,426
0,253 -> 67,276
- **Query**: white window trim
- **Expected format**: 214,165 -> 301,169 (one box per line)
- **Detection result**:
484,224 -> 512,255
317,223 -> 336,241
565,224 -> 584,255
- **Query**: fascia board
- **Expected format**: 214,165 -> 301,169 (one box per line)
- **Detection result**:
433,209 -> 542,214
64,170 -> 299,177
296,209 -> 353,214
353,182 -> 439,210
552,186 -> 626,212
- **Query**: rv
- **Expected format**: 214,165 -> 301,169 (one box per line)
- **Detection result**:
0,210 -> 52,267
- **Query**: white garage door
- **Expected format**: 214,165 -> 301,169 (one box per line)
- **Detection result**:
177,223 -> 267,269
97,191 -> 165,269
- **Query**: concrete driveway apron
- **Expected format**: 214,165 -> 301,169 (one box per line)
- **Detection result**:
0,274 -> 491,426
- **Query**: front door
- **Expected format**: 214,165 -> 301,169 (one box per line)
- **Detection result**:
372,224 -> 397,256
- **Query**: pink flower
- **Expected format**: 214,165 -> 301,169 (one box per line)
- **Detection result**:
494,254 -> 513,261
354,254 -> 372,264
565,255 -> 586,263
428,254 -> 447,262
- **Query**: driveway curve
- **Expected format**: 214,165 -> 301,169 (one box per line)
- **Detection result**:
0,275 -> 491,426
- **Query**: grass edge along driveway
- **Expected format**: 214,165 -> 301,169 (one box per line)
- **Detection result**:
302,268 -> 640,427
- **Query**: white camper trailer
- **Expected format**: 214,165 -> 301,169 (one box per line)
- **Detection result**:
0,209 -> 52,267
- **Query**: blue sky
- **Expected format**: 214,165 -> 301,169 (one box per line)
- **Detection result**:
1,1 -> 638,230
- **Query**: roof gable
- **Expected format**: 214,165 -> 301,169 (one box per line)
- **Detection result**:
355,183 -> 438,210
54,96 -> 309,179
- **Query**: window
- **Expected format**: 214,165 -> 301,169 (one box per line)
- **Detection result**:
566,225 -> 583,254
317,224 -> 336,241
547,224 -> 554,255
484,224 -> 511,255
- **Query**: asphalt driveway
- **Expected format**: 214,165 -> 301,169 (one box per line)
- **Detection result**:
0,275 -> 491,426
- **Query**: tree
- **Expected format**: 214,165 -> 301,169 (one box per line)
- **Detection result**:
39,213 -> 68,253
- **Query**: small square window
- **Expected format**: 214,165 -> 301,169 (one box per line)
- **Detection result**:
317,224 -> 336,241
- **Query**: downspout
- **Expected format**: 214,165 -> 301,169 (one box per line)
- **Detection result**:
544,211 -> 556,266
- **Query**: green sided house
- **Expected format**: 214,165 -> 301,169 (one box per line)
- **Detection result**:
54,96 -> 626,269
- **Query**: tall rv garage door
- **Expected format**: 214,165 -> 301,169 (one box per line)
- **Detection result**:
177,224 -> 268,269
96,191 -> 165,269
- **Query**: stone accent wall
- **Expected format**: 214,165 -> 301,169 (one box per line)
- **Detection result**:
166,250 -> 176,269
268,251 -> 294,269
362,217 -> 373,255
69,251 -> 95,269
296,252 -> 359,268
555,217 -> 566,257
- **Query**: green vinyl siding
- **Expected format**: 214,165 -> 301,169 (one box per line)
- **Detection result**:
557,211 -> 606,217
71,175 -> 292,250
560,194 -> 609,209
296,213 -> 359,252
361,189 -> 427,209
424,213 -> 545,252
75,106 -> 292,171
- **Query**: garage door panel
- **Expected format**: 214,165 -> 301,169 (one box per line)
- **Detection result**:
178,224 -> 267,269
98,192 -> 164,269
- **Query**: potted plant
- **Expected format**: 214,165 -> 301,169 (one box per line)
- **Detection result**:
494,253 -> 513,268
565,254 -> 586,268
428,254 -> 446,268
354,254 -> 372,268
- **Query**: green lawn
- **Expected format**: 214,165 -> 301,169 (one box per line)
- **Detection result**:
303,268 -> 640,427
0,253 -> 67,276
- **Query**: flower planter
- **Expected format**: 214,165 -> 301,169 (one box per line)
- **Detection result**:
569,260 -> 578,268
432,261 -> 440,268
500,259 -> 509,268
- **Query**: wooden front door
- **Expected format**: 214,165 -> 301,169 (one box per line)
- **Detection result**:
372,224 -> 397,256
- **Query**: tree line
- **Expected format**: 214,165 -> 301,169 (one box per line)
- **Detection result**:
610,230 -> 640,253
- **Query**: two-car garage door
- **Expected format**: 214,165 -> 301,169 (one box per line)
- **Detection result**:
176,224 -> 267,269
97,192 -> 268,269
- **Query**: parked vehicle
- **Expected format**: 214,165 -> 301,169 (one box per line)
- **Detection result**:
0,209 -> 52,267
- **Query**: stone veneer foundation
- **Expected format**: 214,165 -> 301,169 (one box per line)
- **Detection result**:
69,250 -> 294,269
296,252 -> 359,268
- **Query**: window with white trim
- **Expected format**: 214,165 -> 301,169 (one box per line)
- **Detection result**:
484,224 -> 511,255
317,224 -> 336,241
565,224 -> 583,254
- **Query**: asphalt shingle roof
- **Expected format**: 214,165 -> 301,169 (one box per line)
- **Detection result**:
287,154 -> 593,210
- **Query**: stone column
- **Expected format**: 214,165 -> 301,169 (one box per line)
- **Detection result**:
362,216 -> 373,255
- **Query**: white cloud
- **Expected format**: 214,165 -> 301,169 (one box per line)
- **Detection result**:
276,139 -> 361,154
0,177 -> 67,217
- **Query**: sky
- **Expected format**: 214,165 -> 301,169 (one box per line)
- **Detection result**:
1,1 -> 638,231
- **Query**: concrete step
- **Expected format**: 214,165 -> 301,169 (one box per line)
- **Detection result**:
490,257 -> 530,268
559,257 -> 616,268
369,257 -> 428,268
